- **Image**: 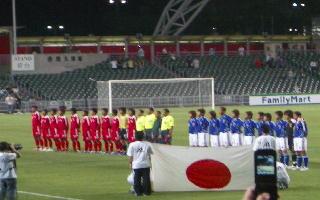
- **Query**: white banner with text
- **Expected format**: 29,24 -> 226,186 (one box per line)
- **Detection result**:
11,54 -> 35,71
249,94 -> 320,105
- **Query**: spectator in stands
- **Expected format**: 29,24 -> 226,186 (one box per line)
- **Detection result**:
192,58 -> 200,69
208,48 -> 215,56
5,94 -> 16,114
170,53 -> 176,61
128,58 -> 134,69
294,85 -> 301,93
300,68 -> 306,77
254,57 -> 263,69
162,48 -> 168,55
11,87 -> 22,113
110,57 -> 118,69
266,54 -> 274,68
238,46 -> 245,56
275,55 -> 285,68
186,56 -> 193,68
137,47 -> 145,59
122,60 -> 128,69
288,70 -> 295,80
309,61 -> 318,75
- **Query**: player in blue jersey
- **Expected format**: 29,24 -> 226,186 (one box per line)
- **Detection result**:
255,112 -> 264,136
293,111 -> 309,171
197,109 -> 209,147
218,107 -> 232,147
188,110 -> 199,147
243,111 -> 256,145
274,111 -> 289,166
208,111 -> 220,147
230,109 -> 243,146
263,113 -> 275,136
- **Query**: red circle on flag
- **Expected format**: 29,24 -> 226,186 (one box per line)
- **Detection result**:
186,159 -> 231,189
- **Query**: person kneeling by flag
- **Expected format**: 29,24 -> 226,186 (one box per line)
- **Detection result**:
127,133 -> 153,196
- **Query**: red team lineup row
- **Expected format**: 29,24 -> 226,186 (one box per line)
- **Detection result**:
31,105 -> 135,154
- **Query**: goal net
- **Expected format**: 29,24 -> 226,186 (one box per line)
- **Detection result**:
97,78 -> 214,111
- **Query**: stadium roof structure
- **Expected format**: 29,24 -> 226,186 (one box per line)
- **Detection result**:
153,0 -> 211,36
16,35 -> 312,46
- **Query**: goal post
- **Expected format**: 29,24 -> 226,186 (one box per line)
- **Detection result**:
97,78 -> 215,111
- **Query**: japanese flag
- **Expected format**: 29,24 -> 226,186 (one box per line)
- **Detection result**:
150,144 -> 254,192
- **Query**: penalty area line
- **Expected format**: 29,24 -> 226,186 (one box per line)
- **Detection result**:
18,191 -> 83,200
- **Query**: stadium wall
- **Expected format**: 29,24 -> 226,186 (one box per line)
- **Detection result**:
0,34 -> 11,73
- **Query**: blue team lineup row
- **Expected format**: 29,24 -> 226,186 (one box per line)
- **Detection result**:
188,107 -> 309,171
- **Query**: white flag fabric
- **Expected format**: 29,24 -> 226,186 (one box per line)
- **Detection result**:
150,144 -> 254,192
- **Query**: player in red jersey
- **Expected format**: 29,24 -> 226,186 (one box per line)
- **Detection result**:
82,110 -> 92,152
70,108 -> 81,152
49,108 -> 61,151
127,108 -> 136,143
101,108 -> 112,153
90,108 -> 101,152
41,109 -> 52,151
110,109 -> 121,153
57,106 -> 69,151
31,105 -> 43,150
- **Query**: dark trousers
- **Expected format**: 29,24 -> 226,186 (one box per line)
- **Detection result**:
133,168 -> 151,196
160,130 -> 171,144
135,131 -> 144,139
145,129 -> 153,142
0,178 -> 17,200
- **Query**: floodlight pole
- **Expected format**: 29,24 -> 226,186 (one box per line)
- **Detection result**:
12,0 -> 17,54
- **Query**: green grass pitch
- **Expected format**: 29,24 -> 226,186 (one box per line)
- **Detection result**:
0,105 -> 320,200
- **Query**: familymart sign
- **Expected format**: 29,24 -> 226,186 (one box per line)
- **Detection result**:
249,94 -> 320,105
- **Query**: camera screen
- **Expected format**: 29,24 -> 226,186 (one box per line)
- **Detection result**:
256,155 -> 275,175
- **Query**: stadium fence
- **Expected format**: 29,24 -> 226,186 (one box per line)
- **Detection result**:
0,95 -> 249,113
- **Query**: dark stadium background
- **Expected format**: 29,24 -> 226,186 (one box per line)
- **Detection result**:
0,0 -> 320,36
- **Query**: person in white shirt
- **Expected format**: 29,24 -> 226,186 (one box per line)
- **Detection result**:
127,134 -> 153,196
110,59 -> 118,69
253,125 -> 276,151
192,58 -> 200,69
0,142 -> 21,200
5,95 -> 16,114
238,46 -> 245,56
137,48 -> 145,58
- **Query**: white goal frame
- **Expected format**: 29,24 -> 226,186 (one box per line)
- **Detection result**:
98,77 -> 214,111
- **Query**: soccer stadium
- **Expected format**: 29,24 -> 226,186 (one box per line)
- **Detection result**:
1,0 -> 320,200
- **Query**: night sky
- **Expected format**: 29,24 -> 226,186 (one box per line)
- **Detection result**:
0,0 -> 319,36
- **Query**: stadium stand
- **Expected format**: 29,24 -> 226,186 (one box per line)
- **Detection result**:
0,74 -> 10,89
0,74 -> 11,99
283,51 -> 320,77
12,54 -> 320,100
14,59 -> 175,100
161,54 -> 320,95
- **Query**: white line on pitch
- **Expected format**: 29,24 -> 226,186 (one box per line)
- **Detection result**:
18,191 -> 83,200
